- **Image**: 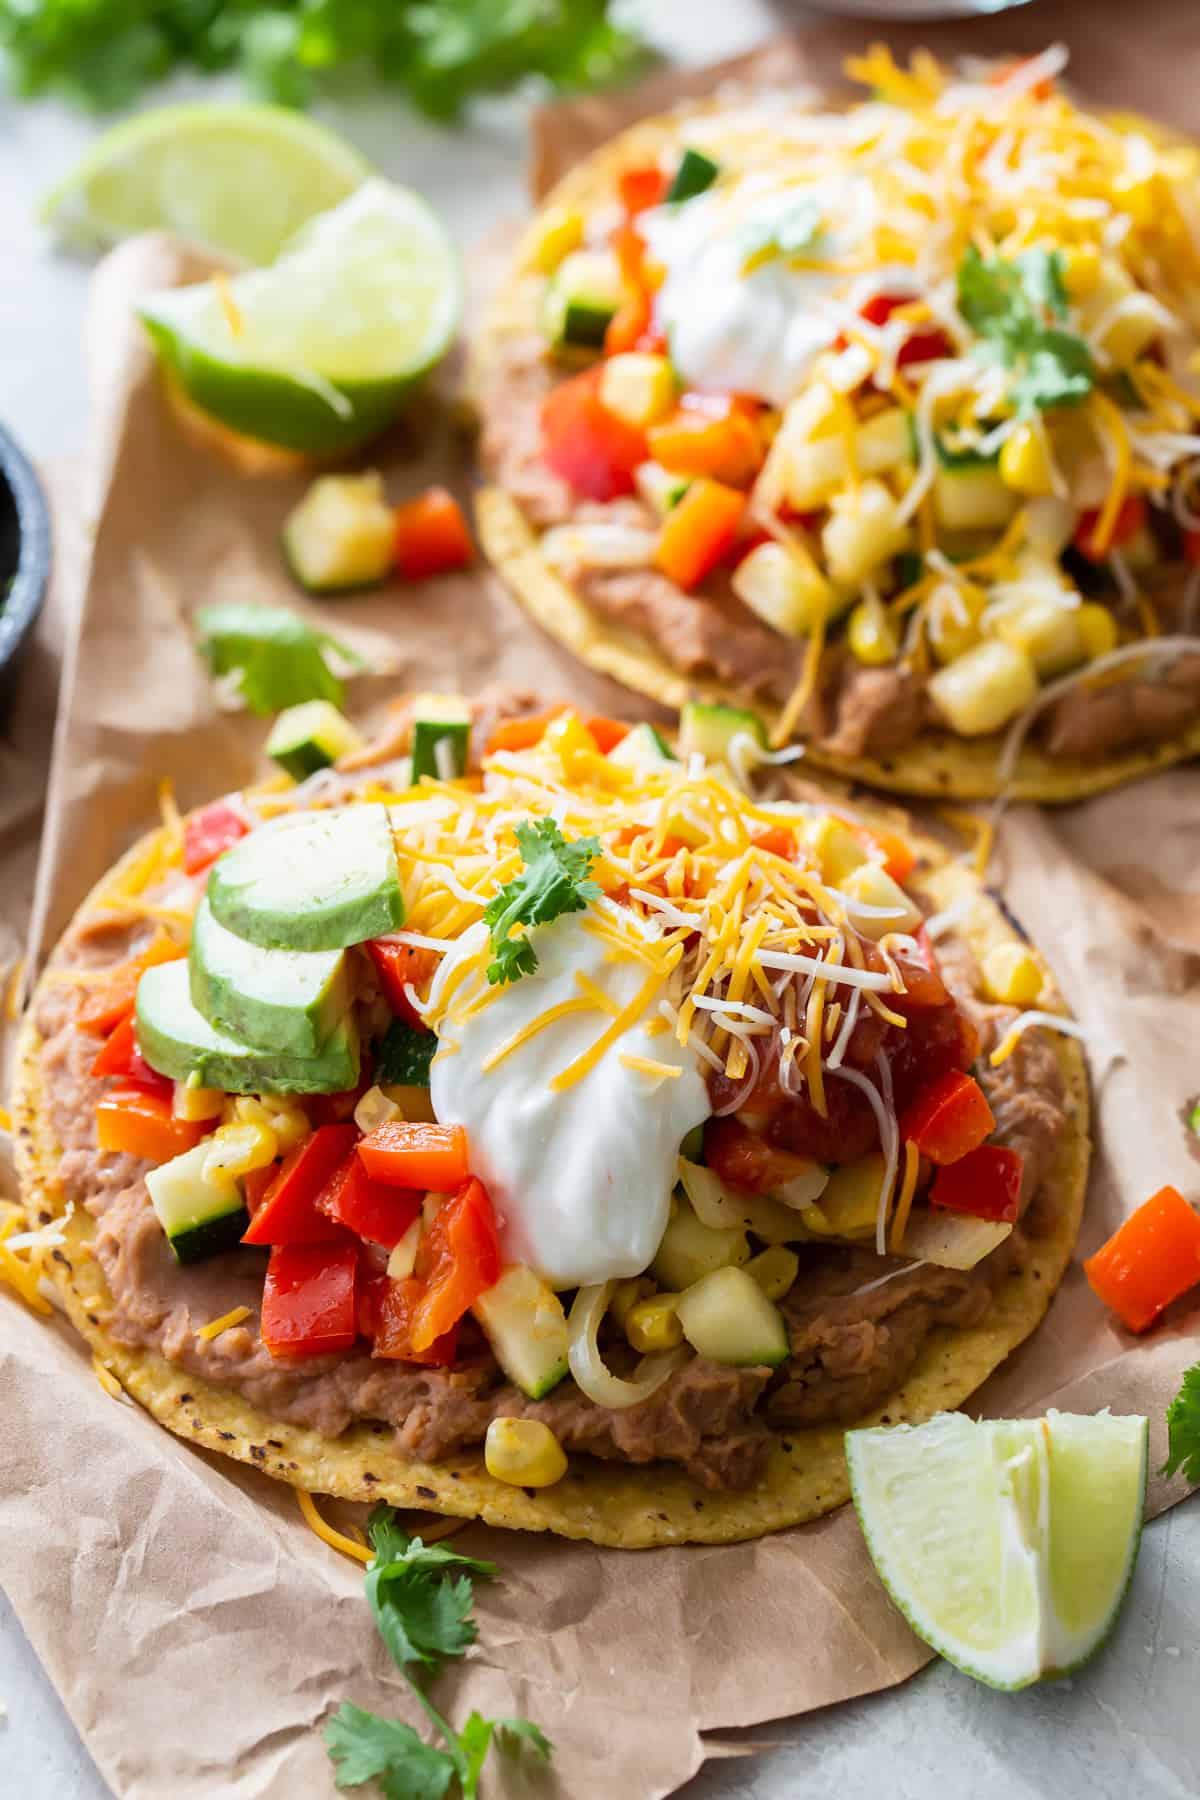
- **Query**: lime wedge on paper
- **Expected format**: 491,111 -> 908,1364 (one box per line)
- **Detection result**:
846,1409 -> 1147,1689
41,104 -> 372,266
139,179 -> 461,456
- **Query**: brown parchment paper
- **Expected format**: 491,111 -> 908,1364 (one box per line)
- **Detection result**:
2,12 -> 1200,1799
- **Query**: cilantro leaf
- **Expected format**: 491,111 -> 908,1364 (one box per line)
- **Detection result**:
456,1713 -> 554,1797
366,1509 -> 497,1671
367,1508 -> 498,1580
195,603 -> 363,717
956,244 -> 1094,416
484,819 -> 601,986
495,1717 -> 554,1761
325,1704 -> 457,1800
1163,1362 -> 1200,1483
738,197 -> 824,267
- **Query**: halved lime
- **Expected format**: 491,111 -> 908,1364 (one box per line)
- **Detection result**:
846,1409 -> 1147,1689
139,179 -> 461,456
41,104 -> 372,266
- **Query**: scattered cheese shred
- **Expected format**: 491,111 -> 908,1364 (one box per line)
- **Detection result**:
990,1010 -> 1090,1067
618,1054 -> 684,1082
196,1304 -> 252,1342
4,959 -> 25,1021
938,807 -> 994,879
889,1141 -> 920,1253
296,1488 -> 373,1564
92,1357 -> 125,1400
0,1202 -> 56,1315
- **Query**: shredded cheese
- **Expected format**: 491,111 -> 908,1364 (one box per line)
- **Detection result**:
196,1305 -> 252,1342
296,1488 -> 374,1564
92,1357 -> 125,1400
889,1141 -> 920,1252
990,1010 -> 1090,1067
618,1054 -> 684,1082
937,806 -> 994,879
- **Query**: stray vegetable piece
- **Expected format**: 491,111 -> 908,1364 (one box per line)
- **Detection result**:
357,1120 -> 470,1191
241,1123 -> 355,1245
899,1069 -> 995,1166
283,471 -> 395,593
95,1085 -> 205,1162
618,165 -> 668,215
261,1238 -> 358,1358
656,478 -> 745,591
182,800 -> 249,875
1085,1184 -> 1200,1333
930,1144 -> 1023,1224
485,1417 -> 568,1488
75,933 -> 184,1037
195,602 -> 363,716
393,486 -> 474,581
540,366 -> 646,502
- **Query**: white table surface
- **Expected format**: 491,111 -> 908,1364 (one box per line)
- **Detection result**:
1,5 -> 1197,1794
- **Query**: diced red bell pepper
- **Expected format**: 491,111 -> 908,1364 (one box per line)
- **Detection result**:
914,924 -> 941,976
857,292 -> 954,368
618,165 -> 668,215
304,1061 -> 375,1128
706,1118 -> 823,1197
656,477 -> 746,590
75,933 -> 185,1037
365,939 -> 437,1030
540,367 -> 646,503
89,1014 -> 173,1100
357,1120 -> 470,1192
1183,528 -> 1200,567
753,826 -> 796,860
1073,494 -> 1147,563
585,715 -> 631,754
393,486 -> 474,582
1084,1184 -> 1200,1333
182,800 -> 249,876
929,1143 -> 1024,1224
844,819 -> 918,885
366,1274 -> 461,1366
242,1124 -> 356,1245
94,1086 -> 206,1163
243,1164 -> 278,1216
408,1177 -> 500,1352
318,1153 -> 422,1250
899,1069 -> 995,1166
261,1239 -> 359,1358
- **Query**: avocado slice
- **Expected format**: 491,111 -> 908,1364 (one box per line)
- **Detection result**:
190,897 -> 351,1057
137,959 -> 360,1094
206,803 -> 403,951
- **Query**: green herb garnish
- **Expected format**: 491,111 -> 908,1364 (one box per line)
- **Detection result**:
324,1508 -> 552,1798
484,818 -> 601,986
196,603 -> 363,717
957,244 -> 1095,414
738,197 -> 825,270
1163,1362 -> 1200,1484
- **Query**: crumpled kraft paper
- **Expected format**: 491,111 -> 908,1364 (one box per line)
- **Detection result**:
2,14 -> 1200,1799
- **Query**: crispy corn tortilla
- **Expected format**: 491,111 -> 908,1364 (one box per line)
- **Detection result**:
13,821 -> 1088,1548
473,105 -> 1200,805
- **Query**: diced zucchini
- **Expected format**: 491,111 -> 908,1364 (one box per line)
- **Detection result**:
375,1018 -> 437,1087
675,1266 -> 789,1366
838,863 -> 922,939
607,720 -> 677,773
932,466 -> 1017,532
678,700 -> 765,765
599,353 -> 677,427
678,1159 -> 807,1247
541,249 -> 624,349
822,479 -> 912,590
266,700 -> 364,781
679,1122 -> 706,1163
744,1245 -> 800,1302
667,147 -> 720,203
410,692 -> 471,782
768,405 -> 912,511
802,1154 -> 885,1240
282,471 -> 395,593
635,460 -> 691,515
927,639 -> 1038,736
989,596 -> 1084,678
732,541 -> 834,638
472,1265 -> 570,1399
651,1199 -> 749,1291
146,1140 -> 249,1265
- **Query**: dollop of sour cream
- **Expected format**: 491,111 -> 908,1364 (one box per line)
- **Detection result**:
428,914 -> 708,1289
640,172 -> 880,406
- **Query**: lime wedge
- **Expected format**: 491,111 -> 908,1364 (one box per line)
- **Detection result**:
139,179 -> 461,456
41,104 -> 372,266
846,1409 -> 1147,1689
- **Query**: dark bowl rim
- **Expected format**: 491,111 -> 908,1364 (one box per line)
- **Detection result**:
0,422 -> 52,675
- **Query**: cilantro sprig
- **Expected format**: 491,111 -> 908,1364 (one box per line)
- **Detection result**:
325,1508 -> 552,1799
957,245 -> 1095,414
738,196 -> 825,271
484,818 -> 601,986
195,603 -> 363,717
1163,1362 -> 1200,1485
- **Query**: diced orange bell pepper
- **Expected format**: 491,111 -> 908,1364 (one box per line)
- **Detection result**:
648,398 -> 763,488
618,166 -> 669,215
367,1274 -> 460,1366
845,819 -> 918,885
94,1086 -> 205,1163
584,715 -> 632,754
408,1177 -> 501,1352
604,286 -> 652,358
656,478 -> 746,591
899,1069 -> 995,1166
1085,1184 -> 1200,1333
1073,494 -> 1147,563
485,706 -> 569,754
357,1120 -> 470,1192
75,932 -> 185,1037
393,486 -> 474,582
753,826 -> 796,860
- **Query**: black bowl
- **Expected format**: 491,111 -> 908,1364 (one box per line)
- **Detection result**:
0,423 -> 52,717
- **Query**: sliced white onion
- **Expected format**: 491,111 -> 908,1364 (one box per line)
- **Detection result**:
540,522 -> 660,573
567,1282 -> 690,1410
757,949 -> 894,989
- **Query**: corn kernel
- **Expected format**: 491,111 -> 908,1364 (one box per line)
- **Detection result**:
840,863 -> 922,939
847,595 -> 900,666
981,941 -> 1045,1007
1077,602 -> 1119,660
625,1293 -> 684,1353
381,1083 -> 438,1124
173,1081 -> 225,1123
731,541 -> 834,639
203,1120 -> 277,1183
528,203 -> 584,274
822,479 -> 912,589
599,353 -> 677,428
927,639 -> 1038,736
354,1084 -> 403,1135
610,1276 -> 654,1328
1061,244 -> 1102,299
800,816 -> 868,885
999,424 -> 1055,496
485,1418 -> 568,1488
927,582 -> 986,665
745,1246 -> 799,1302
